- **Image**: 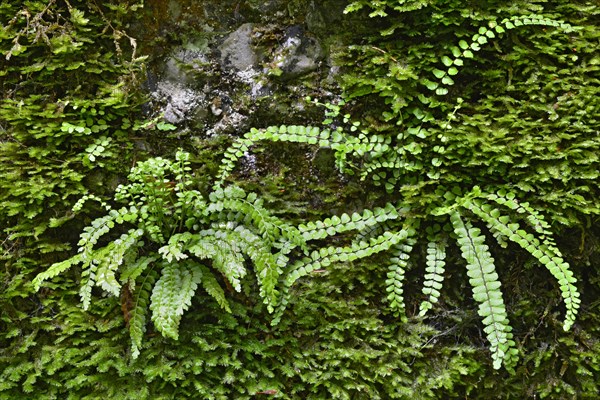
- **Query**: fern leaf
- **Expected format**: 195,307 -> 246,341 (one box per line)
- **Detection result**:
450,211 -> 515,369
158,232 -> 193,263
485,189 -> 554,240
207,186 -> 294,246
120,255 -> 159,286
419,229 -> 447,316
95,229 -> 144,297
75,210 -> 130,309
216,126 -> 336,186
197,263 -> 231,313
232,225 -> 282,310
463,197 -> 580,331
298,203 -> 403,242
272,227 -> 415,325
188,229 -> 246,292
33,254 -> 83,291
129,267 -> 157,359
385,238 -> 416,321
79,260 -> 99,311
93,245 -> 121,298
150,261 -> 203,340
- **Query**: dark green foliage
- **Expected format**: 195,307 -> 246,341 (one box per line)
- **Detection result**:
216,120 -> 581,368
2,0 -> 600,397
33,151 -> 310,356
338,1 -> 600,225
0,0 -> 146,262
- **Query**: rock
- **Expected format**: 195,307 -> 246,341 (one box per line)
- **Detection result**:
153,78 -> 205,124
269,26 -> 323,80
163,46 -> 210,84
150,43 -> 213,124
219,23 -> 257,72
206,111 -> 249,136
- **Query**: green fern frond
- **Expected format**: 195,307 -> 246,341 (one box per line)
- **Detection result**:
206,231 -> 247,292
79,259 -> 99,311
385,237 -> 416,321
158,232 -> 193,263
272,227 -> 415,325
298,203 -> 402,242
450,211 -> 515,370
120,255 -> 159,287
419,226 -> 447,316
95,229 -> 144,297
149,261 -> 203,340
217,125 -> 338,185
463,197 -> 580,331
207,186 -> 305,249
196,263 -> 232,313
427,15 -> 574,96
129,267 -> 157,359
485,189 -> 554,240
230,225 -> 282,310
78,212 -> 120,256
501,15 -> 573,32
183,228 -> 248,293
33,254 -> 84,291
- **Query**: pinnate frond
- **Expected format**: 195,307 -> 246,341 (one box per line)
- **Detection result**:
150,261 -> 203,340
272,227 -> 415,325
129,268 -> 157,359
120,255 -> 159,287
385,237 -> 416,321
462,196 -> 580,331
419,226 -> 447,316
298,203 -> 402,242
217,125 -> 338,185
450,211 -> 516,369
206,186 -> 305,250
196,263 -> 231,313
33,254 -> 83,291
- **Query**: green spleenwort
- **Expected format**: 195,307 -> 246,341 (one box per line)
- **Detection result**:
419,225 -> 447,316
32,11 -> 584,371
450,211 -> 518,370
460,189 -> 580,331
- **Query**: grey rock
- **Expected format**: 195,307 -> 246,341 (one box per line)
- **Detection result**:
270,26 -> 323,80
156,81 -> 203,124
206,111 -> 249,136
163,46 -> 210,84
219,23 -> 257,72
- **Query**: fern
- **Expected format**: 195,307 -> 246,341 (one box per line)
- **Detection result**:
33,151 -> 306,357
385,237 -> 417,322
213,115 -> 582,370
96,229 -> 145,296
150,261 -> 203,340
120,255 -> 158,287
298,203 -> 402,241
419,226 -> 447,316
425,15 -> 574,96
461,194 -> 580,331
129,267 -> 157,359
196,263 -> 232,313
450,211 -> 516,369
272,224 -> 416,325
31,13 -> 584,369
32,254 -> 83,291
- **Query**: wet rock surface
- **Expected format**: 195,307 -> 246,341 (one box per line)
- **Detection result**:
219,23 -> 257,72
136,0 -> 351,137
270,25 -> 323,80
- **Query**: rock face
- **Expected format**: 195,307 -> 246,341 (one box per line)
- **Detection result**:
136,0 -> 350,136
219,23 -> 257,72
270,26 -> 323,80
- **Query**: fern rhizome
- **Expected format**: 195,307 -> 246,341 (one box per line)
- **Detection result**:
34,15 -> 581,370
